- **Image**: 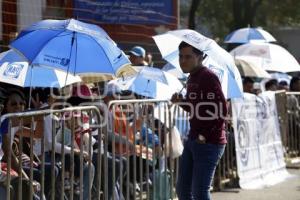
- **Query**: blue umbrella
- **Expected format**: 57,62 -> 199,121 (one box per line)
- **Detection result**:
10,19 -> 134,81
224,27 -> 276,44
0,50 -> 81,88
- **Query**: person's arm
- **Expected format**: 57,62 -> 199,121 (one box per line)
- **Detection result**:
2,134 -> 19,171
2,134 -> 28,179
52,128 -> 72,154
106,131 -> 135,148
15,118 -> 44,138
14,115 -> 44,127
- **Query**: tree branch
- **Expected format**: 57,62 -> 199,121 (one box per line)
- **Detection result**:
188,0 -> 202,29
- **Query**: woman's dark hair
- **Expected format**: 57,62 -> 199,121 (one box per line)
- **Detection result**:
66,96 -> 90,106
265,79 -> 278,90
2,88 -> 26,115
178,41 -> 204,57
290,77 -> 300,91
243,77 -> 254,85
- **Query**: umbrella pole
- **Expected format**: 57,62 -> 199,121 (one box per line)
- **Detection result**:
143,79 -> 150,98
64,31 -> 76,88
28,66 -> 34,109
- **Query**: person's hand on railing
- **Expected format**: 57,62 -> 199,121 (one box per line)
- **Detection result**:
171,93 -> 183,104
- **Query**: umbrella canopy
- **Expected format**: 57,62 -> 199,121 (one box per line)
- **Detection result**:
230,43 -> 300,73
224,27 -> 276,43
0,50 -> 81,88
269,72 -> 292,84
162,63 -> 188,80
234,57 -> 271,78
10,19 -> 135,81
108,67 -> 183,100
153,29 -> 243,99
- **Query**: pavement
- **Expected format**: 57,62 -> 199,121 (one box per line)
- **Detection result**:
211,169 -> 300,200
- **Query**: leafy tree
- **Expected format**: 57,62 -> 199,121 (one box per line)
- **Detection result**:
185,0 -> 300,41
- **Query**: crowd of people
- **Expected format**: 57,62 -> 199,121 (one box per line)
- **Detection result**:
0,76 -> 171,200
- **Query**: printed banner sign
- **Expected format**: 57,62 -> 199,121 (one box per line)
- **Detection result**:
73,0 -> 175,25
232,92 -> 290,189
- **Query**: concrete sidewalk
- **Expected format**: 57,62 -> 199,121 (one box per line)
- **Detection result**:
211,169 -> 300,200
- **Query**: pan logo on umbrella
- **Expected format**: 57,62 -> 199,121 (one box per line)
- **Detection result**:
60,58 -> 70,66
183,32 -> 206,44
3,63 -> 24,79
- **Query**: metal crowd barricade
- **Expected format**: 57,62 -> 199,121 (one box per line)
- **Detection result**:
0,105 -> 102,200
108,99 -> 179,200
213,129 -> 238,191
281,92 -> 300,161
0,97 -> 249,199
275,91 -> 288,150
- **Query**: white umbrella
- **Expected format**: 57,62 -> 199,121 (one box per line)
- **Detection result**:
269,72 -> 292,84
162,63 -> 188,80
108,67 -> 183,99
234,57 -> 271,78
0,50 -> 81,88
153,29 -> 243,99
224,27 -> 276,43
230,43 -> 300,73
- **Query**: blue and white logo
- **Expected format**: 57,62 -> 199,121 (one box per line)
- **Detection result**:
183,32 -> 206,44
60,58 -> 70,66
3,63 -> 24,79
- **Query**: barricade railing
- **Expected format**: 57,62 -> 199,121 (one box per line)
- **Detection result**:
0,98 -> 185,200
282,92 -> 300,160
110,100 -> 238,195
0,105 -> 102,200
108,99 -> 177,200
213,129 -> 238,191
108,99 -> 239,195
6,94 -> 295,198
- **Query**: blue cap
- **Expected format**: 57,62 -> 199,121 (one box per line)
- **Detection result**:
129,46 -> 146,58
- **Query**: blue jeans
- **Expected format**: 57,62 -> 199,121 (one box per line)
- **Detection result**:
0,185 -> 6,199
176,139 -> 225,200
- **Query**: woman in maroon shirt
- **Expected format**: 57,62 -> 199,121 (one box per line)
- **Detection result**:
171,42 -> 227,200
